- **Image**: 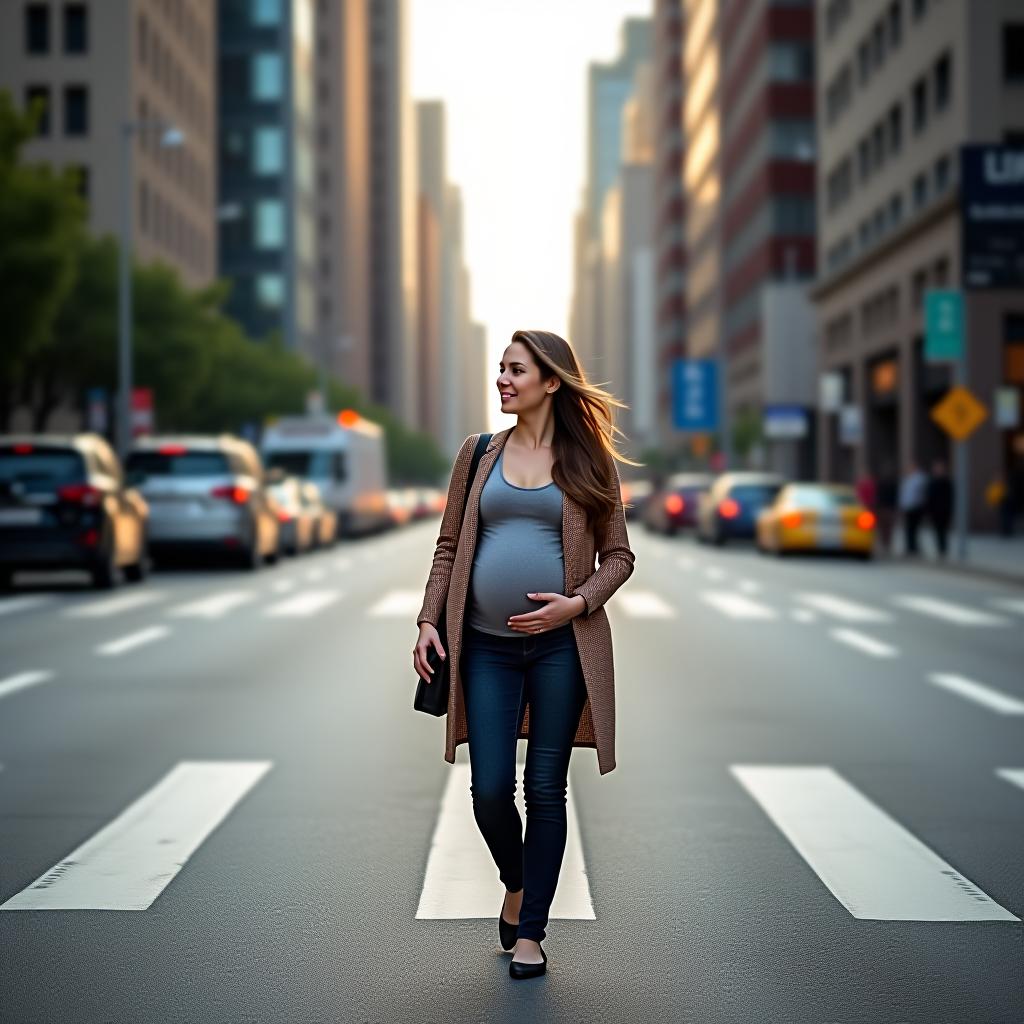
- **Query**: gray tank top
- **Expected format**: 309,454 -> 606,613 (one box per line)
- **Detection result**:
467,446 -> 565,637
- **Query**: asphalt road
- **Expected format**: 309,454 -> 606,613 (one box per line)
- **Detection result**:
1,520 -> 1022,1023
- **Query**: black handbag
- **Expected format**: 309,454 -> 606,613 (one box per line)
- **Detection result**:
414,432 -> 492,716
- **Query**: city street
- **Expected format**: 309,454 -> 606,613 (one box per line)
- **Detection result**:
1,520 -> 1022,1023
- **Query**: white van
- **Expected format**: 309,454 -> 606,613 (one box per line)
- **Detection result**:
261,413 -> 390,538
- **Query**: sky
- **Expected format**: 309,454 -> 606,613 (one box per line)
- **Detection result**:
409,0 -> 653,431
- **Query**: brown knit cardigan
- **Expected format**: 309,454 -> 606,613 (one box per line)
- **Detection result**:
416,426 -> 636,775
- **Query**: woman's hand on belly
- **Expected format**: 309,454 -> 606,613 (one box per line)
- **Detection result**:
506,592 -> 587,633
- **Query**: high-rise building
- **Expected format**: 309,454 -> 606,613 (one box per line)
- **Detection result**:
0,0 -> 218,288
812,0 -> 1024,523
217,0 -> 317,358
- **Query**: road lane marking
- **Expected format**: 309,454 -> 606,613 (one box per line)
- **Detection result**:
739,579 -> 762,594
731,765 -> 1019,921
617,591 -> 676,618
0,670 -> 55,702
796,593 -> 892,623
0,760 -> 272,911
65,591 -> 166,618
270,579 -> 295,593
700,592 -> 777,620
305,567 -> 326,582
0,596 -> 52,618
168,592 -> 256,619
415,763 -> 594,921
96,625 -> 171,656
369,590 -> 426,617
704,566 -> 727,581
333,556 -> 353,571
830,629 -> 898,658
790,609 -> 817,624
676,556 -> 695,570
264,590 -> 342,617
997,769 -> 1024,792
990,598 -> 1024,617
927,673 -> 1024,715
892,596 -> 1009,627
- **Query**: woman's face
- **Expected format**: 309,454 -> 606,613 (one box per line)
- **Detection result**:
497,342 -> 558,412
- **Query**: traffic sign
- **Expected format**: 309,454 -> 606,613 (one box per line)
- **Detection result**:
672,359 -> 718,432
931,386 -> 988,440
924,290 -> 964,362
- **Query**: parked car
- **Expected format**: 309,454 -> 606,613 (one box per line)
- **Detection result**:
757,483 -> 876,559
0,433 -> 150,589
620,477 -> 652,521
696,472 -> 786,546
125,435 -> 278,569
266,472 -> 315,556
299,480 -> 337,548
643,473 -> 712,535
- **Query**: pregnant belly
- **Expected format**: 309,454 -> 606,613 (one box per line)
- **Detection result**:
469,555 -> 565,626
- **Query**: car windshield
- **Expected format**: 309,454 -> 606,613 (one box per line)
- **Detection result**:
126,451 -> 231,477
264,450 -> 338,479
786,487 -> 859,509
0,448 -> 85,493
731,484 -> 782,505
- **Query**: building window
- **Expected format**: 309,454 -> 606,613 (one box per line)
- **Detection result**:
912,77 -> 927,133
252,53 -> 283,101
889,192 -> 903,228
912,0 -> 928,21
25,85 -> 51,135
888,1 -> 902,48
64,85 -> 89,136
70,163 -> 89,202
63,3 -> 88,54
25,4 -> 50,53
253,126 -> 284,175
934,52 -> 951,112
913,171 -> 928,209
252,0 -> 282,26
933,257 -> 949,287
1004,24 -> 1024,83
768,42 -> 813,82
256,273 -> 284,309
888,102 -> 902,153
254,199 -> 284,249
934,153 -> 951,194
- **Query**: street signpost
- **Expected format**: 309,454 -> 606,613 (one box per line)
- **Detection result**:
672,359 -> 719,432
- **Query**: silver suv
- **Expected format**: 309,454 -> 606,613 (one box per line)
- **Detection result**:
125,435 -> 279,569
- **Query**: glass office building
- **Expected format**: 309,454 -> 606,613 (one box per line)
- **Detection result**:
217,0 -> 316,355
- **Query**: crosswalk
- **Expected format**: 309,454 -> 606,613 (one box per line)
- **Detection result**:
1,758 -> 1019,924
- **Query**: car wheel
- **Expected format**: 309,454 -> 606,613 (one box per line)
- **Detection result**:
91,545 -> 119,589
0,568 -> 14,592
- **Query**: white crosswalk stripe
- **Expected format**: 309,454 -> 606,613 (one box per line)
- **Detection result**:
830,628 -> 898,658
0,596 -> 52,618
617,590 -> 676,618
368,590 -> 426,617
0,761 -> 272,911
168,592 -> 256,619
704,566 -> 727,581
416,764 -> 594,921
65,591 -> 166,619
0,670 -> 55,702
927,673 -> 1024,715
796,593 -> 892,623
96,625 -> 171,656
264,590 -> 342,617
731,765 -> 1019,921
790,608 -> 817,624
990,598 -> 1024,617
997,768 -> 1024,792
700,591 -> 777,620
892,595 -> 1009,627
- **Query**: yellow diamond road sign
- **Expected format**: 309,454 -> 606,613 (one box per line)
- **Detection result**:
931,386 -> 988,440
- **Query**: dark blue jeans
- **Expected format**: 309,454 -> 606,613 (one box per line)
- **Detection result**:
460,621 -> 589,943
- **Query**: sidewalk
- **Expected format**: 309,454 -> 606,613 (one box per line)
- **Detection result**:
887,531 -> 1024,587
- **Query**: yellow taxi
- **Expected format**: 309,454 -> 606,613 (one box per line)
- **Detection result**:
756,483 -> 875,559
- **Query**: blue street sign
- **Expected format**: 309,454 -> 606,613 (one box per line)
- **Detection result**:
924,289 -> 964,362
672,359 -> 719,432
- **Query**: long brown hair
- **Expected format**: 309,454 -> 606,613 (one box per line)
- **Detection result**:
509,329 -> 642,537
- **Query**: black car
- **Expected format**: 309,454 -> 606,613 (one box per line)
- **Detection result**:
696,472 -> 785,546
643,473 -> 712,535
0,433 -> 150,589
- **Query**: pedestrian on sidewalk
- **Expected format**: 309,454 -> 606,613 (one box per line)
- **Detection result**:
855,470 -> 877,512
899,460 -> 928,555
413,329 -> 636,980
926,458 -> 954,558
875,460 -> 898,554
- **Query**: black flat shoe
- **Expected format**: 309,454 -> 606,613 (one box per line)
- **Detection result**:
509,942 -> 546,980
499,898 -> 518,950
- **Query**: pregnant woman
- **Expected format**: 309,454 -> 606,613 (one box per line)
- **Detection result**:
413,329 -> 637,979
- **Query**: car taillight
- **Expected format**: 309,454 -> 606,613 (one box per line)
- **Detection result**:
857,510 -> 876,530
719,498 -> 740,519
58,483 -> 103,507
210,484 -> 250,504
781,510 -> 802,529
665,494 -> 684,514
12,443 -> 34,454
276,509 -> 292,522
159,444 -> 187,455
